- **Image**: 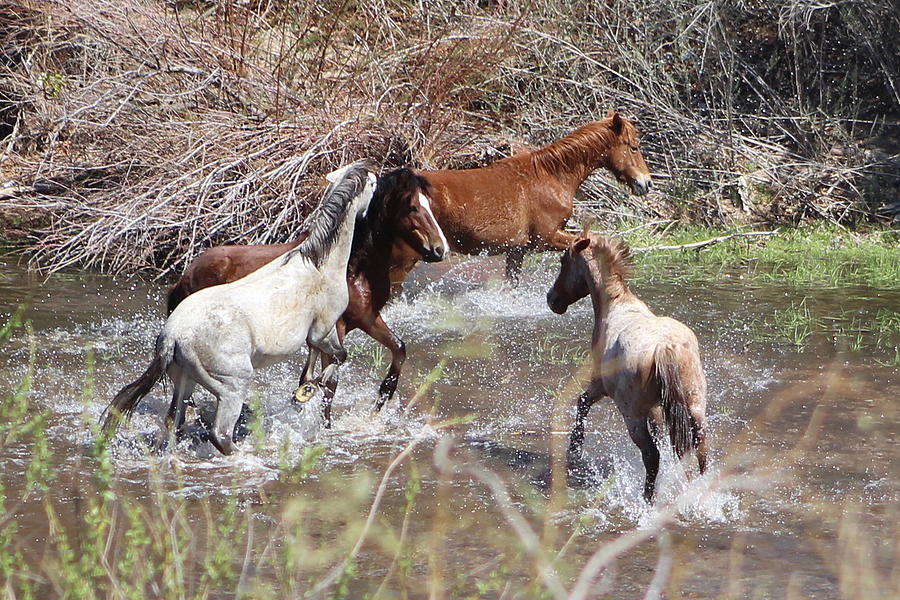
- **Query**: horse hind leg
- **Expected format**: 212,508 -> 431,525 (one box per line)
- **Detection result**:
626,417 -> 661,503
159,368 -> 196,451
210,388 -> 245,456
690,406 -> 708,475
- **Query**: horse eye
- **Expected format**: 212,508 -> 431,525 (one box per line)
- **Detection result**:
410,206 -> 419,213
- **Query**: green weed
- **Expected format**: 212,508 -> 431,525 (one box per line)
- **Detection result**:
621,223 -> 900,289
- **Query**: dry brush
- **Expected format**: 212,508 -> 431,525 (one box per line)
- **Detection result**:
0,0 -> 898,275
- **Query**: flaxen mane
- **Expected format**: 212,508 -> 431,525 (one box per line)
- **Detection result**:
590,234 -> 632,297
523,118 -> 635,175
284,162 -> 370,268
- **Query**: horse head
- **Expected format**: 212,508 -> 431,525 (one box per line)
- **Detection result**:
377,168 -> 448,263
604,110 -> 652,196
546,233 -> 591,314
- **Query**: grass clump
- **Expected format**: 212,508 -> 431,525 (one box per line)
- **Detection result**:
622,223 -> 900,290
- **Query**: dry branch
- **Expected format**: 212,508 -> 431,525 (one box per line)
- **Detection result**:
633,230 -> 779,253
0,0 -> 897,275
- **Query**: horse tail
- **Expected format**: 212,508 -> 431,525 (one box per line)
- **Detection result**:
653,344 -> 700,460
166,279 -> 189,315
101,334 -> 174,434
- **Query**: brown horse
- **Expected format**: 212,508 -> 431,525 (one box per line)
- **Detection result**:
166,167 -> 448,427
391,110 -> 652,285
546,233 -> 708,503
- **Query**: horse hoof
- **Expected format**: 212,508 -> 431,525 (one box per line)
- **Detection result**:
293,383 -> 318,404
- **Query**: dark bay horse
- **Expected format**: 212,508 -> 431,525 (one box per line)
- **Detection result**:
546,233 -> 709,502
166,168 -> 448,427
103,162 -> 376,454
392,110 -> 652,285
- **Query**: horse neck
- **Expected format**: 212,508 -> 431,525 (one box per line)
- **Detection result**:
532,125 -> 614,190
582,257 -> 627,322
349,207 -> 396,278
315,211 -> 361,281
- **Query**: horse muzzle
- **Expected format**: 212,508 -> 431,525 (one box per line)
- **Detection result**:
546,290 -> 568,314
422,245 -> 446,263
631,176 -> 652,196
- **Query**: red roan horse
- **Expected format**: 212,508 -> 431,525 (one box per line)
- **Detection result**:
386,110 -> 652,286
167,168 -> 447,427
547,233 -> 709,502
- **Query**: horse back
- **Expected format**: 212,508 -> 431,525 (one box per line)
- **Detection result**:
418,164 -> 563,253
167,239 -> 303,313
599,305 -> 703,400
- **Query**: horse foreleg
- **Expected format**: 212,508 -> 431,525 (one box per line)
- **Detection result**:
306,324 -> 346,427
567,392 -> 593,463
360,314 -> 406,412
505,247 -> 526,286
627,417 -> 661,503
317,352 -> 340,428
293,347 -> 322,405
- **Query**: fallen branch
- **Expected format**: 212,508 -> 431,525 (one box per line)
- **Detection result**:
632,230 -> 778,253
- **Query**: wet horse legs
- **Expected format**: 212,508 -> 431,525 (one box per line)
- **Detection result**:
360,314 -> 406,412
626,416 -> 661,503
505,247 -> 526,286
294,325 -> 346,428
160,366 -> 195,451
566,391 -> 599,482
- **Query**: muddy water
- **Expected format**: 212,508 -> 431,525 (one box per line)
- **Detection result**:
1,255 -> 898,598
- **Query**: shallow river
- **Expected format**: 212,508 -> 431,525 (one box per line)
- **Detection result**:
0,254 -> 897,598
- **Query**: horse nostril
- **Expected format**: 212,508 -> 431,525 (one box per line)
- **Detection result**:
435,246 -> 445,258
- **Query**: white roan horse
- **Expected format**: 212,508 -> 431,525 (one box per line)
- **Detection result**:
102,161 -> 376,454
546,233 -> 709,502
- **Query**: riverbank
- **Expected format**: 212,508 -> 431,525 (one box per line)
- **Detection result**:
2,1 -> 898,274
621,223 -> 899,288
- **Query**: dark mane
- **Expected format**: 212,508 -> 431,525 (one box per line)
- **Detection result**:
284,162 -> 370,267
502,117 -> 636,175
349,168 -> 431,269
589,234 -> 632,297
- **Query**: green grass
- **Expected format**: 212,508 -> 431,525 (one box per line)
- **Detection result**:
608,223 -> 900,355
620,223 -> 900,289
750,297 -> 818,348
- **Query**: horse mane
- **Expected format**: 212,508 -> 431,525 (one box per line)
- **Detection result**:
349,168 -> 432,269
284,161 -> 370,268
589,234 -> 632,297
505,117 -> 635,175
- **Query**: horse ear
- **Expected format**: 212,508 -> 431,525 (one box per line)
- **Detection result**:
573,237 -> 591,254
610,111 -> 624,134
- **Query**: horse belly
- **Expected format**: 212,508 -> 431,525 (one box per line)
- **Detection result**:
247,311 -> 313,364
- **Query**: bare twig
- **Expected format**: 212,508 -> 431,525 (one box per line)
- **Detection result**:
633,230 -> 778,253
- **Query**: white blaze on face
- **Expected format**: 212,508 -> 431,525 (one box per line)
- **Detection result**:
418,192 -> 448,252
